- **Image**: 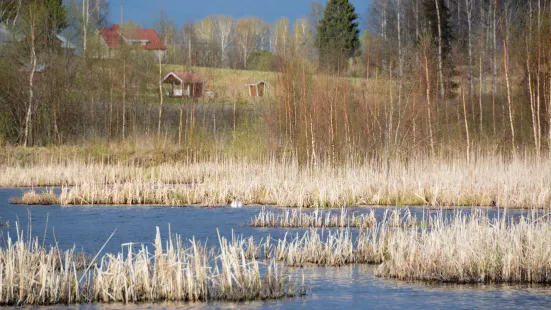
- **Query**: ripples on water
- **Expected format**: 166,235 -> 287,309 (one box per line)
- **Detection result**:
1,188 -> 549,310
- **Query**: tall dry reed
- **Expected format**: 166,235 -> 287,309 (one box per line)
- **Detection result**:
377,211 -> 551,283
264,210 -> 395,266
257,209 -> 551,283
250,207 -> 417,229
4,156 -> 550,208
0,226 -> 297,306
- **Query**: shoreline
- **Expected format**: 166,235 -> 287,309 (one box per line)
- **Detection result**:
5,192 -> 543,210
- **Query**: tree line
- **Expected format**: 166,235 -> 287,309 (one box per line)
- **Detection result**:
360,0 -> 551,160
0,0 -> 550,163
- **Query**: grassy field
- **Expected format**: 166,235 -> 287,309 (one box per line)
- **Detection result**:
161,65 -> 391,102
163,65 -> 278,100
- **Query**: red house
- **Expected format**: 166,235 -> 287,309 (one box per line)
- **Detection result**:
99,24 -> 166,62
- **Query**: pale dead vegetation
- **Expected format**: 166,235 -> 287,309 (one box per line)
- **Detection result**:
4,156 -> 551,208
2,209 -> 551,307
261,209 -> 405,266
261,210 -> 551,284
9,189 -> 59,205
377,210 -> 551,283
0,225 -> 298,306
250,207 -> 417,228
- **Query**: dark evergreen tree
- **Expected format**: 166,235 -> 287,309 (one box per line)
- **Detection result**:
1,0 -> 67,50
423,0 -> 453,61
44,0 -> 68,48
316,0 -> 360,71
1,0 -> 67,32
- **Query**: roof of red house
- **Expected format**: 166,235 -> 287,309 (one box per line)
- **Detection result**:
99,25 -> 122,48
100,24 -> 166,50
163,71 -> 203,83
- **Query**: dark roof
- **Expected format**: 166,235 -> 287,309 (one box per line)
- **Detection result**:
246,81 -> 267,86
163,71 -> 203,83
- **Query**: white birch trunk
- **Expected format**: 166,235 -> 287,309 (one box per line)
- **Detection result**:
23,7 -> 37,147
466,0 -> 473,111
435,0 -> 446,99
502,18 -> 515,155
157,52 -> 164,139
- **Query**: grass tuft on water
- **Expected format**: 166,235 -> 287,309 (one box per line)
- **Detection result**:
9,189 -> 59,205
257,209 -> 551,284
0,225 -> 298,306
250,207 -> 418,229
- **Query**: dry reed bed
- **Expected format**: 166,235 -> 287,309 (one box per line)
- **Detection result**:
4,157 -> 551,208
377,211 -> 551,283
3,211 -> 551,306
258,209 -> 403,266
250,207 -> 417,228
9,189 -> 59,205
0,226 -> 297,306
254,210 -> 551,284
268,228 -> 389,266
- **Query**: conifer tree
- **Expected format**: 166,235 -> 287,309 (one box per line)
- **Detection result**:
316,0 -> 360,71
423,0 -> 452,61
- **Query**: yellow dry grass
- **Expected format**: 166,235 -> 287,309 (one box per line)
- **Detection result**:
9,190 -> 59,205
3,155 -> 551,208
377,210 -> 551,283
258,209 -> 551,284
0,225 -> 296,306
250,207 -> 382,228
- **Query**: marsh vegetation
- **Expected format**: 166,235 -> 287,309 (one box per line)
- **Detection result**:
2,208 -> 550,306
5,154 -> 551,209
0,224 -> 299,306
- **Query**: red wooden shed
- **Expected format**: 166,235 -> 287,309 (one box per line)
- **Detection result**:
163,71 -> 204,98
246,81 -> 267,97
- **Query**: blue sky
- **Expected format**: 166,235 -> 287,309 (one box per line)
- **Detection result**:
109,0 -> 371,29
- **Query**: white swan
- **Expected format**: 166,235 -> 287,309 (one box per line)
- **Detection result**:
230,197 -> 244,208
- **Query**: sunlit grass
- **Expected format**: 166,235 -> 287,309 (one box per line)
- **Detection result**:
4,155 -> 551,208
0,225 -> 298,306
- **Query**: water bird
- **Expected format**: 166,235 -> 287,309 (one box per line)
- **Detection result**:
230,197 -> 244,208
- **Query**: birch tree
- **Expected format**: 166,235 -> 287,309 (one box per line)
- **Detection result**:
213,15 -> 235,66
501,7 -> 515,155
236,17 -> 259,68
270,17 -> 289,56
292,17 -> 313,59
195,17 -> 217,66
22,2 -> 40,147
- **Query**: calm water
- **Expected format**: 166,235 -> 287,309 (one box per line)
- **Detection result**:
0,188 -> 550,309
